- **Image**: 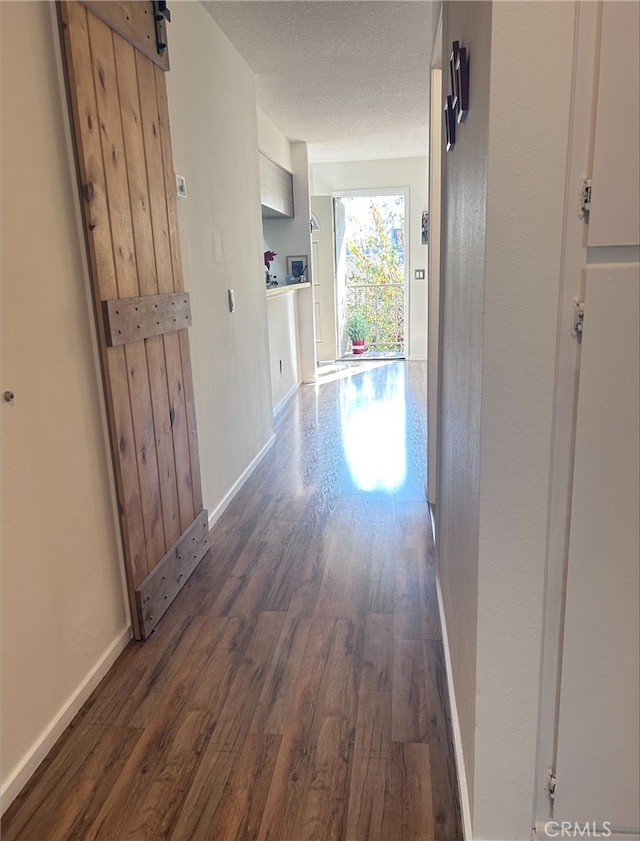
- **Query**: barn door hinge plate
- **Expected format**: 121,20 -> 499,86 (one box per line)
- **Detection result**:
546,770 -> 557,802
572,299 -> 585,337
579,178 -> 592,216
152,1 -> 171,56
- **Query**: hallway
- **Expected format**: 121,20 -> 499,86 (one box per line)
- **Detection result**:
2,361 -> 462,841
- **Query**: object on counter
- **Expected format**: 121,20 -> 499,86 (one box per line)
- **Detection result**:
287,255 -> 308,280
264,250 -> 278,286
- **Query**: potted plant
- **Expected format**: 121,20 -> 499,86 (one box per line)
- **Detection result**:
347,310 -> 369,355
264,250 -> 277,287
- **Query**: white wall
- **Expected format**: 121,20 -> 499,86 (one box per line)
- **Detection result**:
437,1 -> 575,837
310,158 -> 429,359
1,1 -> 130,808
166,2 -> 274,518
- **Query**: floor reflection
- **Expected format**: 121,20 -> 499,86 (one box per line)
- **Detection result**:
339,363 -> 407,492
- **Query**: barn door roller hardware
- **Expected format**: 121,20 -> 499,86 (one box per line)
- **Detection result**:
152,1 -> 171,56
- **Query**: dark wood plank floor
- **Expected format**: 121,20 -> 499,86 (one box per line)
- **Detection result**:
2,360 -> 463,841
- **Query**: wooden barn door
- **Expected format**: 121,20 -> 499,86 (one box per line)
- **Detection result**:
58,1 -> 208,639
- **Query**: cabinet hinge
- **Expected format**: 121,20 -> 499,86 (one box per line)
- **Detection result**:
572,300 -> 585,337
546,770 -> 557,802
579,178 -> 592,216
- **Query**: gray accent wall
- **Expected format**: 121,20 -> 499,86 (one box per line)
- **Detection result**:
437,1 -> 575,836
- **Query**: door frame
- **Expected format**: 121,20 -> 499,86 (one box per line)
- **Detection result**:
427,10 -> 443,508
332,187 -> 410,358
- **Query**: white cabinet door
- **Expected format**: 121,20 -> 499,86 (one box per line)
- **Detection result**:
587,2 -> 640,247
553,266 -> 640,828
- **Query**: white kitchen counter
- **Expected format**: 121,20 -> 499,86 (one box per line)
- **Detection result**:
266,281 -> 311,298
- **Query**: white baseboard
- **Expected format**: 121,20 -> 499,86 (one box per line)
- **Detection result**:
273,381 -> 300,417
408,354 -> 428,361
207,433 -> 276,532
435,562 -> 473,840
533,824 -> 639,841
1,625 -> 131,814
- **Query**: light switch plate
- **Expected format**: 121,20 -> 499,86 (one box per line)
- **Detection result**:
415,269 -> 425,280
176,174 -> 187,199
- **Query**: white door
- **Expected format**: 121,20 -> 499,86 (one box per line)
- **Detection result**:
585,1 -> 639,248
311,197 -> 338,362
333,198 -> 348,356
548,2 -> 640,831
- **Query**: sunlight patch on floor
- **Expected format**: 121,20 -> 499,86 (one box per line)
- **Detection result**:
340,363 -> 407,492
315,359 -> 394,385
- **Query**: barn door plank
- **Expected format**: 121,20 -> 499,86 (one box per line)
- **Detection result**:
155,61 -> 203,512
178,330 -> 203,512
63,3 -> 117,298
138,51 -> 196,533
155,62 -> 185,293
87,13 -> 137,298
136,54 -> 173,292
164,331 -> 196,532
113,37 -> 158,297
148,342 -> 183,548
153,61 -> 197,530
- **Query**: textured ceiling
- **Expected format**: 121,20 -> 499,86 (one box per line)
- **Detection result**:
202,1 -> 433,162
